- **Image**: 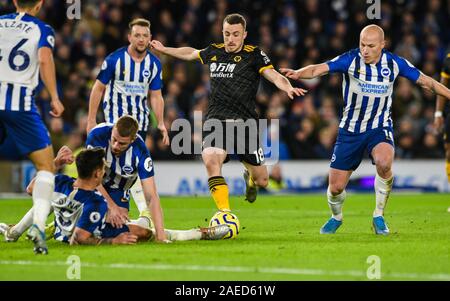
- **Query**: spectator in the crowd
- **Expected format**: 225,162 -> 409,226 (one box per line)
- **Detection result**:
4,0 -> 445,160
266,164 -> 286,192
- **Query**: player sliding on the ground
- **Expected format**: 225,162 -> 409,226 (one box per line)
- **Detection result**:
151,13 -> 306,213
281,24 -> 450,235
0,148 -> 230,244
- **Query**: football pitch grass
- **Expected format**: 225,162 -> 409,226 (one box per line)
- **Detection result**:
0,193 -> 449,281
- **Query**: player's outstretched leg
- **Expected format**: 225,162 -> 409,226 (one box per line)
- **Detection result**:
243,169 -> 257,203
163,225 -> 230,241
243,163 -> 268,203
320,168 -> 351,234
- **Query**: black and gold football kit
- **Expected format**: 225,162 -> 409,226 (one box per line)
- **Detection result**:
441,53 -> 450,143
198,43 -> 273,166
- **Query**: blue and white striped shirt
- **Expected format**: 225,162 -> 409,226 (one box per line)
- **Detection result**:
327,48 -> 421,133
97,47 -> 163,132
52,174 -> 107,243
0,13 -> 55,112
86,123 -> 155,191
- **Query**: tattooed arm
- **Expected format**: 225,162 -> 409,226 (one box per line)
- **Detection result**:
416,73 -> 450,99
69,227 -> 138,245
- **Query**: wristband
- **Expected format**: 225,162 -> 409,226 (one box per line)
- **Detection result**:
434,111 -> 443,118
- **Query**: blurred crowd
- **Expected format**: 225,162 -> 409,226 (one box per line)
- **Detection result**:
1,0 -> 449,160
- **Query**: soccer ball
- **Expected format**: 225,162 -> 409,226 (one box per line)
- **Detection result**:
209,211 -> 240,239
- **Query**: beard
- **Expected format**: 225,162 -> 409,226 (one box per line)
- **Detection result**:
133,45 -> 147,54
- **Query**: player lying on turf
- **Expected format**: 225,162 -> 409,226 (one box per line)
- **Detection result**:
281,25 -> 450,235
0,148 -> 230,245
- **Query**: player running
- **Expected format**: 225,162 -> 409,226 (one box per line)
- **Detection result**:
433,53 -> 450,186
0,148 -> 230,244
433,52 -> 450,212
151,13 -> 306,213
281,25 -> 450,234
0,0 -> 64,254
86,18 -> 169,226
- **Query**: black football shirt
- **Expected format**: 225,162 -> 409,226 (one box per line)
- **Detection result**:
198,43 -> 274,120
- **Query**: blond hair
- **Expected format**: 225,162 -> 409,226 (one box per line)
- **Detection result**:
115,116 -> 139,138
129,18 -> 151,31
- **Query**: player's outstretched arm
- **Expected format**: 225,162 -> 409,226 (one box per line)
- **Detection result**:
150,40 -> 200,61
87,80 -> 107,134
262,68 -> 308,100
141,177 -> 170,243
416,73 -> 450,102
149,90 -> 169,145
38,47 -> 64,117
280,63 -> 330,80
70,227 -> 137,245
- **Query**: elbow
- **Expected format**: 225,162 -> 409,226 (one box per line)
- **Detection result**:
39,59 -> 51,68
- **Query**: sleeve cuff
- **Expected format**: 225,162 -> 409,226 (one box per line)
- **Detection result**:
198,51 -> 204,64
441,72 -> 450,79
259,65 -> 274,74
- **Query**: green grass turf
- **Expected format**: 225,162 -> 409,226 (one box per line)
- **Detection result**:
0,194 -> 449,281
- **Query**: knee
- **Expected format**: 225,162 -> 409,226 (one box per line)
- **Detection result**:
34,161 -> 55,174
375,160 -> 392,176
328,184 -> 345,196
203,157 -> 221,171
254,175 -> 268,188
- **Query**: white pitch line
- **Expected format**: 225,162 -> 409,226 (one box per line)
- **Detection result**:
0,260 -> 449,280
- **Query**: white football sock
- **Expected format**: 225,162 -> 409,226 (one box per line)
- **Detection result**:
130,180 -> 148,213
327,187 -> 346,221
374,173 -> 393,217
129,217 -> 151,229
164,229 -> 202,241
32,171 -> 54,232
10,208 -> 34,238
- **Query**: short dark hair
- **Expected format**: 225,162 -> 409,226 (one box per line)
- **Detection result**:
115,115 -> 139,138
129,18 -> 151,31
223,13 -> 247,30
16,0 -> 41,8
76,148 -> 105,179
